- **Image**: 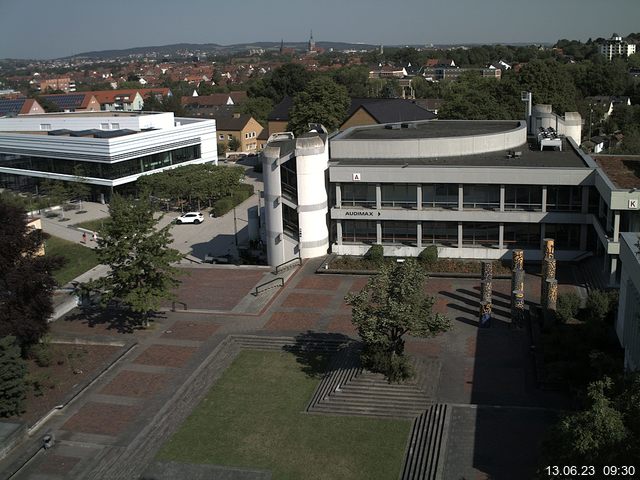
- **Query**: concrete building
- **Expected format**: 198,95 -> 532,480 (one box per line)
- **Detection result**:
215,114 -> 263,154
616,232 -> 640,371
0,111 -> 217,200
599,33 -> 636,61
261,108 -> 633,289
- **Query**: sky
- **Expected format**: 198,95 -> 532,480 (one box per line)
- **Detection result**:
1,0 -> 639,59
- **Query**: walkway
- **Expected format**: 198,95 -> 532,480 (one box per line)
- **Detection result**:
0,258 -> 576,480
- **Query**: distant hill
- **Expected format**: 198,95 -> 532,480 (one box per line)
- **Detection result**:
65,41 -> 383,60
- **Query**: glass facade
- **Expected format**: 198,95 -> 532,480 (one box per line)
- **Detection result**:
422,184 -> 458,209
505,185 -> 542,211
545,223 -> 581,250
382,221 -> 416,244
463,185 -> 500,210
503,223 -> 541,249
381,184 -> 416,209
342,220 -> 377,243
422,221 -> 458,246
546,186 -> 582,212
281,159 -> 297,201
462,223 -> 500,247
0,144 -> 200,181
342,183 -> 376,208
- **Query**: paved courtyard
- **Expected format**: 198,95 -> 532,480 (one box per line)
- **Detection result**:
1,258 -> 578,480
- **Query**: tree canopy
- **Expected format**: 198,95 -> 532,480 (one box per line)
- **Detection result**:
345,258 -> 451,381
0,199 -> 64,353
288,77 -> 350,134
85,194 -> 182,327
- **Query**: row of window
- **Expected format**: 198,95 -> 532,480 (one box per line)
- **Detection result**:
340,184 -> 596,213
339,220 -> 581,250
0,144 -> 201,180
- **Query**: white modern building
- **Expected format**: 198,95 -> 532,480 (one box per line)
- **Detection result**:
0,111 -> 217,200
616,232 -> 640,371
599,33 -> 636,61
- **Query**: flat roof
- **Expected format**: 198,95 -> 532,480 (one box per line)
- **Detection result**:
595,155 -> 640,189
331,138 -> 589,169
341,120 -> 521,140
9,111 -> 161,119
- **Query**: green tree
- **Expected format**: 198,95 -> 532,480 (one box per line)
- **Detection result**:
0,336 -> 27,417
268,63 -> 313,102
228,136 -> 241,152
0,199 -> 64,353
345,258 -> 451,382
85,194 -> 182,327
332,66 -> 370,97
288,77 -> 350,134
237,96 -> 273,126
540,375 -> 640,473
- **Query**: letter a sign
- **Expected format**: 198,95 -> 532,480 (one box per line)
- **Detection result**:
352,173 -> 361,181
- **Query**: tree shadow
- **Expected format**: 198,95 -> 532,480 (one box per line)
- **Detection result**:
62,305 -> 165,334
282,330 -> 357,379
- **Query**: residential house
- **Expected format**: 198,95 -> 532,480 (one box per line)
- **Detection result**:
40,93 -> 101,112
182,93 -> 247,119
267,96 -> 436,135
88,90 -> 145,111
0,98 -> 45,117
215,113 -> 263,154
36,77 -> 76,93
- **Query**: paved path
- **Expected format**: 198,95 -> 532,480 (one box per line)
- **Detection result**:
1,258 -> 577,480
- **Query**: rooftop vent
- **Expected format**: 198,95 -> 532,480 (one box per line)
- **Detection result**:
384,124 -> 401,130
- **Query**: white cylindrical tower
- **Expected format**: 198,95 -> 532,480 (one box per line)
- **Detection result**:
295,135 -> 329,259
262,144 -> 285,267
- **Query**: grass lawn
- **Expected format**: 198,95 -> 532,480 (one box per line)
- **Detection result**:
45,235 -> 99,285
158,350 -> 411,480
73,218 -> 111,232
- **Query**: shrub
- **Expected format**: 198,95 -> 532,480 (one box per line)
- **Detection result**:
365,244 -> 384,265
30,343 -> 52,367
362,344 -> 414,383
586,290 -> 616,323
556,292 -> 582,323
212,197 -> 234,217
0,336 -> 27,417
418,245 -> 438,266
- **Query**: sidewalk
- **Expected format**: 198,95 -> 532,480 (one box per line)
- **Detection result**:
39,201 -> 110,248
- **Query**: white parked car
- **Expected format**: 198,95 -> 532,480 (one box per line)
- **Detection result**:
176,212 -> 204,224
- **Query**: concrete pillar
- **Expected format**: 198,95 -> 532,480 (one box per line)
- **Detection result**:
500,184 -> 505,212
376,184 -> 381,210
614,211 -> 621,241
336,220 -> 343,246
458,222 -> 463,249
263,154 -> 285,267
335,183 -> 342,208
610,256 -> 618,286
581,186 -> 589,214
580,224 -> 588,251
458,184 -> 464,211
416,222 -> 422,248
541,185 -> 547,213
416,185 -> 422,211
376,221 -> 382,244
499,223 -> 504,249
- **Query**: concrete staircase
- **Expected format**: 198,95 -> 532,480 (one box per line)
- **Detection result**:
401,404 -> 450,480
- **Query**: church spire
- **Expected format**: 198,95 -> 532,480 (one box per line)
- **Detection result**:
308,30 -> 316,53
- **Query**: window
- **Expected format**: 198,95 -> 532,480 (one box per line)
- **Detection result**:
505,185 -> 542,211
342,183 -> 376,208
462,223 -> 500,247
228,134 -> 233,140
503,223 -> 540,249
546,186 -> 582,212
382,221 -> 416,245
422,221 -> 457,246
422,184 -> 458,209
381,184 -> 416,209
219,134 -> 224,140
111,123 -> 120,130
39,124 -> 51,131
343,220 -> 377,244
100,123 -> 109,130
463,185 -> 500,210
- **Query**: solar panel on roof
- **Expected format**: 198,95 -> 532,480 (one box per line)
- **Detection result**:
42,94 -> 85,109
0,99 -> 25,115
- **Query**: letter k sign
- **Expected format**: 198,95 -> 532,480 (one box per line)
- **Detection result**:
629,199 -> 638,209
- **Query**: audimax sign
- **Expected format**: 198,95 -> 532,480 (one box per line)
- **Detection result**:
343,211 -> 381,217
